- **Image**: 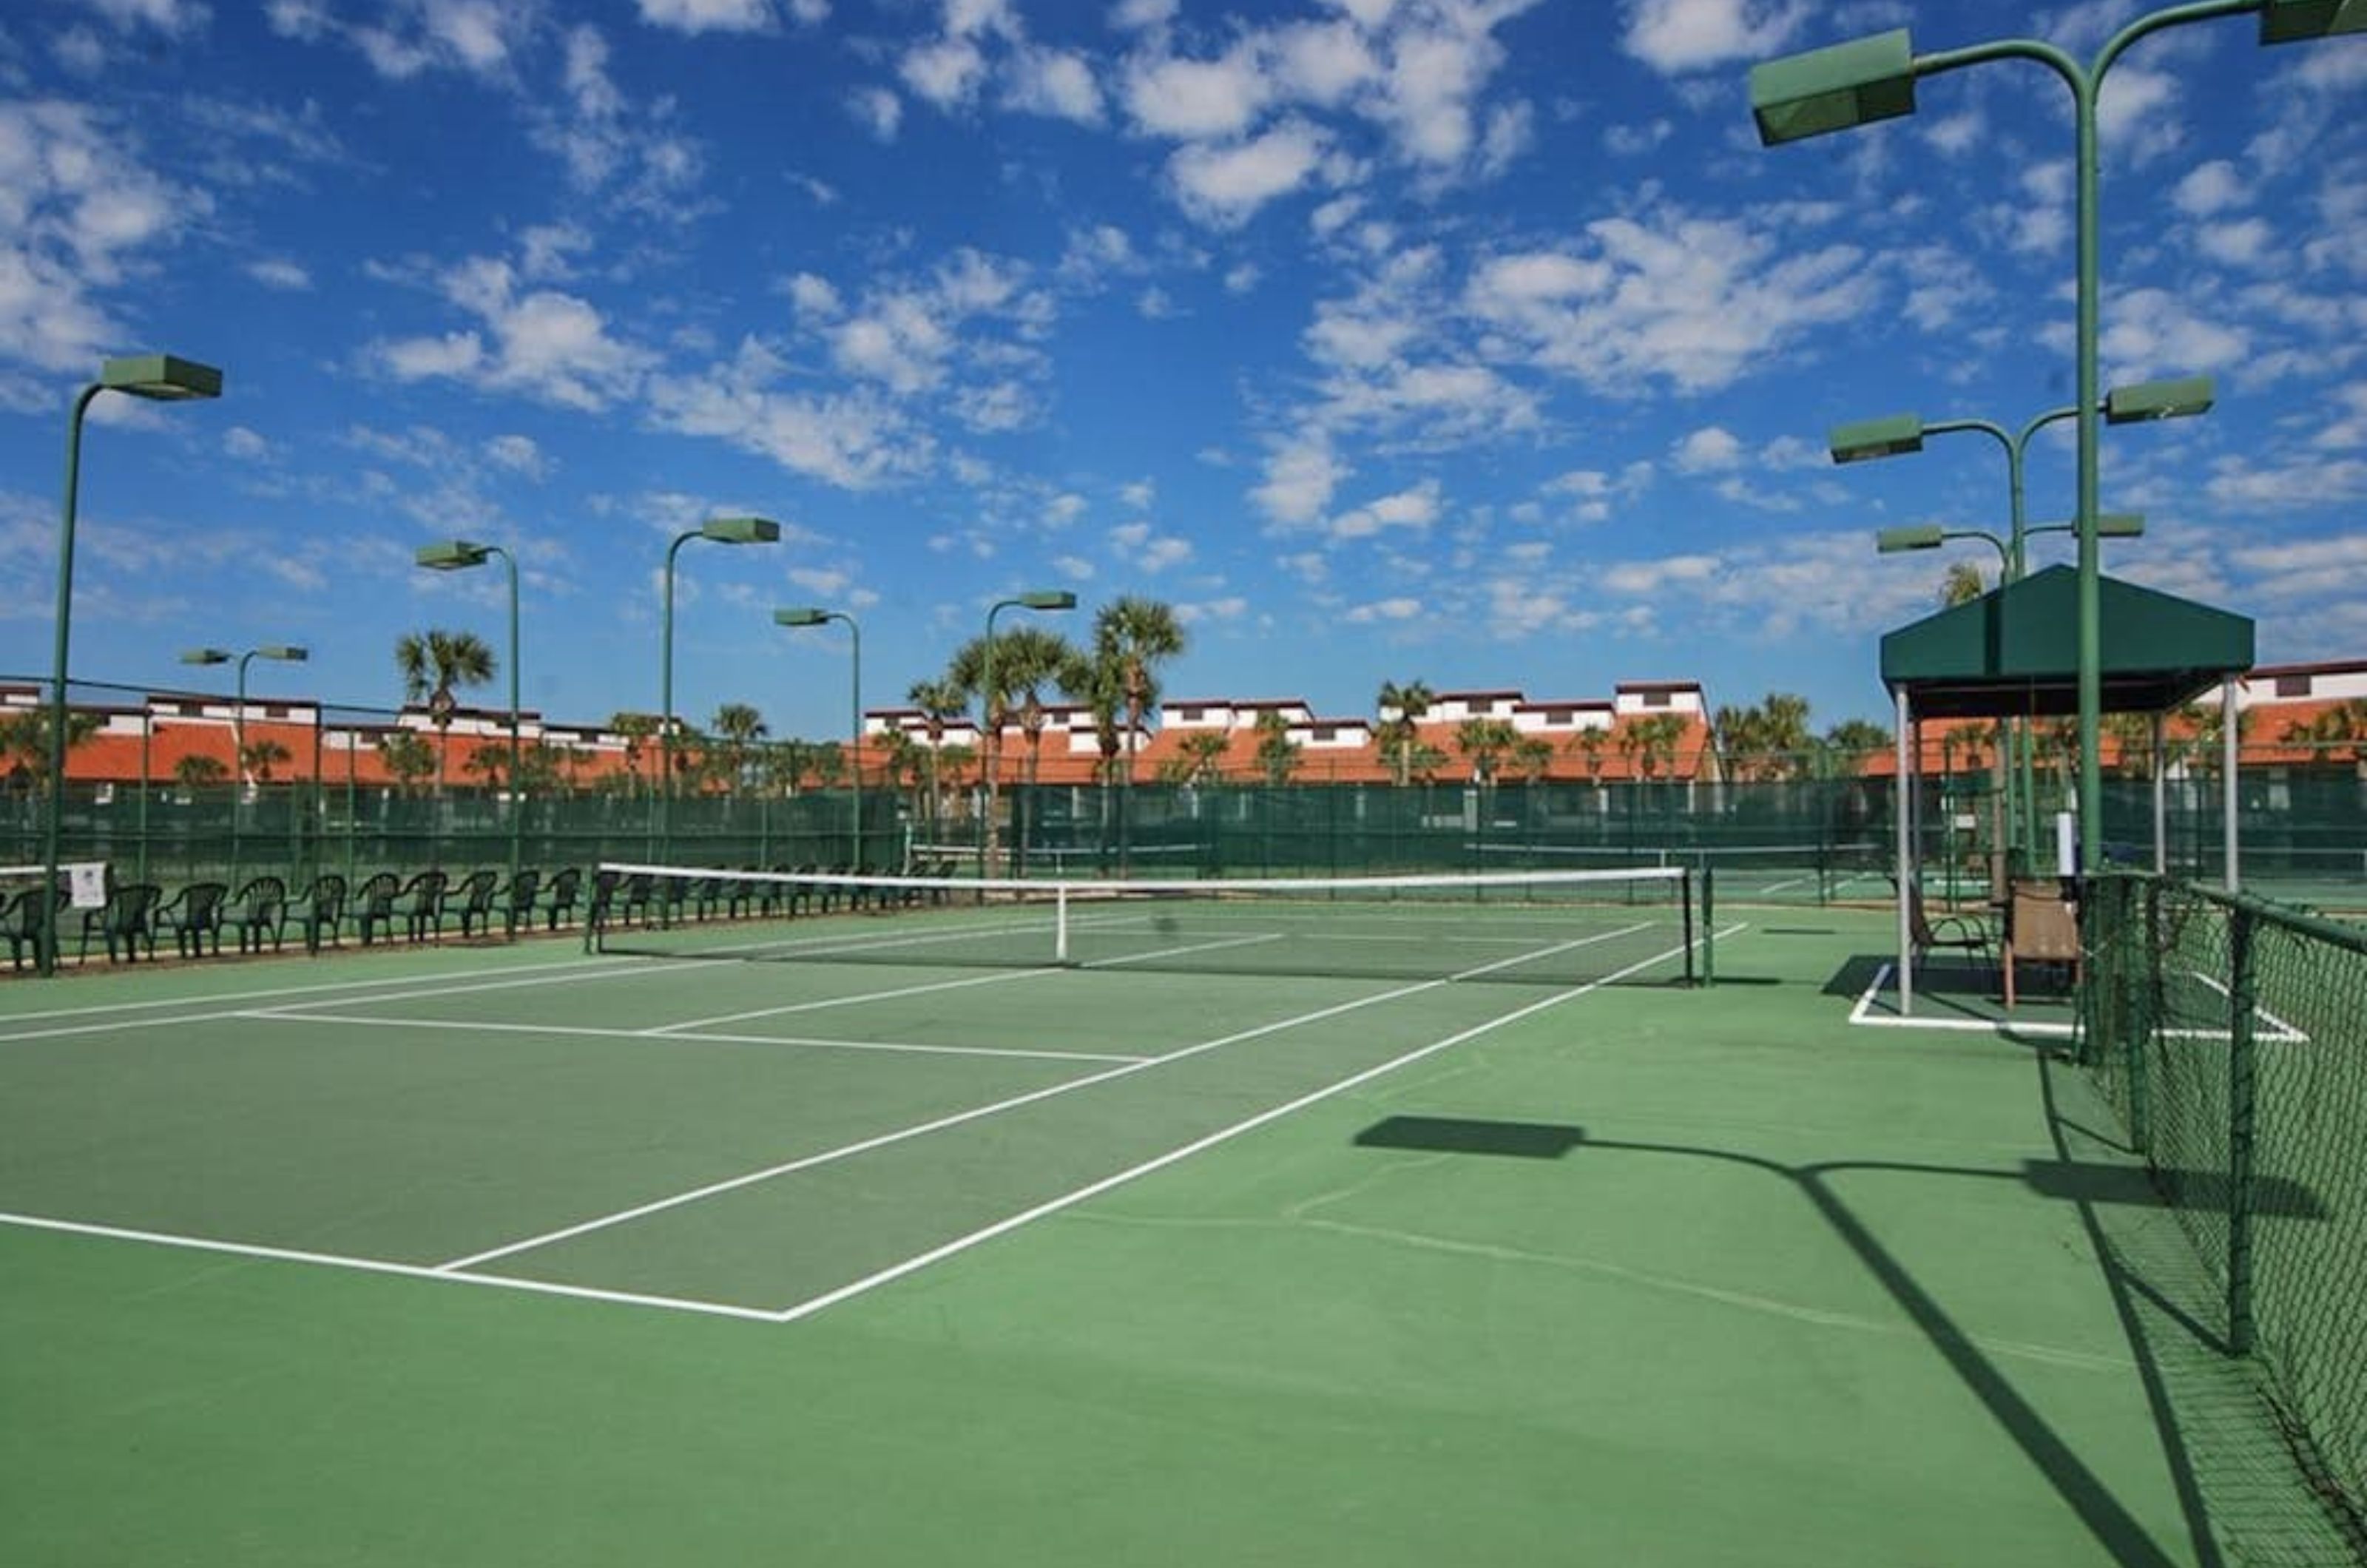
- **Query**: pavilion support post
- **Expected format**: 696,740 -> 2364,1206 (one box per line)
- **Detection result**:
1896,688 -> 1914,1018
2223,679 -> 2241,893
2151,712 -> 2168,875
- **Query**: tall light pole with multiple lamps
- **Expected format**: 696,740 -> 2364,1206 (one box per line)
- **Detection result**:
774,606 -> 864,871
1751,2 -> 2354,875
41,354 -> 224,975
415,540 -> 523,896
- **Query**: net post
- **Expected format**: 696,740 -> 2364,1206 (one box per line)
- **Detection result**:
2224,901 -> 2258,1359
1056,883 -> 1069,964
1696,865 -> 1712,987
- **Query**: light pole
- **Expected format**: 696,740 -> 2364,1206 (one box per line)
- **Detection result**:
660,516 -> 780,862
416,540 -> 521,899
41,354 -> 224,976
1752,3 -> 2354,877
981,589 -> 1076,879
1841,384 -> 2205,868
180,642 -> 308,894
774,607 -> 863,871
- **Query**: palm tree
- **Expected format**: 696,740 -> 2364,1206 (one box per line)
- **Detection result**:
2283,699 -> 2367,770
1941,560 -> 1986,606
1377,677 -> 1435,787
240,737 -> 292,784
1567,726 -> 1608,785
396,628 -> 496,796
709,702 -> 769,796
609,712 -> 659,798
465,741 -> 511,789
949,624 -> 1076,873
907,677 -> 967,831
1621,714 -> 1691,780
1158,731 -> 1230,785
1821,719 -> 1892,777
1093,596 -> 1188,785
1252,707 -> 1300,785
374,729 -> 436,794
172,754 -> 229,790
1454,717 -> 1517,785
2102,712 -> 2158,779
0,708 -> 103,792
1510,736 -> 1555,782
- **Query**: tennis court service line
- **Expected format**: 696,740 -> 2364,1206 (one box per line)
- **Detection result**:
234,1008 -> 1155,1065
430,920 -> 1667,1278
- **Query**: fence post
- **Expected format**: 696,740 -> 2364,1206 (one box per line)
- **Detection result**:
2126,878 -> 2155,1154
2225,901 -> 2258,1358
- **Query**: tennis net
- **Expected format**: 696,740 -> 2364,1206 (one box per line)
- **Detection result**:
587,862 -> 1705,987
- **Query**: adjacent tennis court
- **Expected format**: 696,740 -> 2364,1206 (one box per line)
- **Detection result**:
0,879 -> 2343,1565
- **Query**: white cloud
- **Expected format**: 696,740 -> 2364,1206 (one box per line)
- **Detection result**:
370,254 -> 654,410
1003,47 -> 1104,124
1672,426 -> 1743,474
1465,206 -> 1878,395
1344,595 -> 1423,624
2173,159 -> 2249,217
636,0 -> 780,33
902,37 -> 989,109
848,87 -> 902,141
484,433 -> 550,479
246,257 -> 311,291
1169,121 -> 1328,228
1620,0 -> 1808,75
84,0 -> 211,36
1255,433 -> 1347,527
223,425 -> 269,460
1123,47 -> 1272,140
2195,217 -> 2273,268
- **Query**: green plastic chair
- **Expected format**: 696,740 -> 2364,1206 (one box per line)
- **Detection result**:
220,876 -> 288,955
453,870 -> 502,937
155,881 -> 231,959
352,872 -> 402,945
79,883 -> 161,964
2,884 -> 58,970
285,873 -> 348,954
499,868 -> 542,938
391,870 -> 449,942
537,867 -> 581,930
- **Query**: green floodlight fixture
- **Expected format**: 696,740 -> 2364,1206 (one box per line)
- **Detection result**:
1831,414 -> 1926,464
2262,0 -> 2367,44
1876,525 -> 1946,553
699,516 -> 782,546
2031,512 -> 2147,540
1749,29 -> 1916,145
254,643 -> 309,663
1014,589 -> 1078,612
416,538 -> 497,570
2105,375 -> 2215,424
98,354 -> 224,402
180,646 -> 232,666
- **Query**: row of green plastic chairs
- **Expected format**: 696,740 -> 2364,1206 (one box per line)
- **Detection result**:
0,867 -> 590,970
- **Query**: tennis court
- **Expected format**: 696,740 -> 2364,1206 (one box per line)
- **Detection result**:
0,876 -> 2344,1565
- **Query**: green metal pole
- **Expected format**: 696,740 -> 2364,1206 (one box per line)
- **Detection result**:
234,649 -> 254,896
846,616 -> 862,872
661,530 -> 690,871
502,544 -> 521,903
2225,900 -> 2258,1356
137,709 -> 150,888
982,602 -> 1007,882
39,383 -> 104,976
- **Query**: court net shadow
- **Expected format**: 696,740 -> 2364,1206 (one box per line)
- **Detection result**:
1353,1115 -> 1586,1160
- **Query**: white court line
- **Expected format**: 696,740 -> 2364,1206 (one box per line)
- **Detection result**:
0,1211 -> 779,1323
0,951 -> 653,1035
235,1009 -> 1153,1065
1844,962 -> 2309,1044
769,925 -> 1740,1325
433,922 -> 1658,1275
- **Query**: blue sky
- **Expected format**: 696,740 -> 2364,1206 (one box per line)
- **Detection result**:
1,0 -> 2361,743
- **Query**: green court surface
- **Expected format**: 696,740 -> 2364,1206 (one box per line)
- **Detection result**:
0,903 -> 2350,1566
